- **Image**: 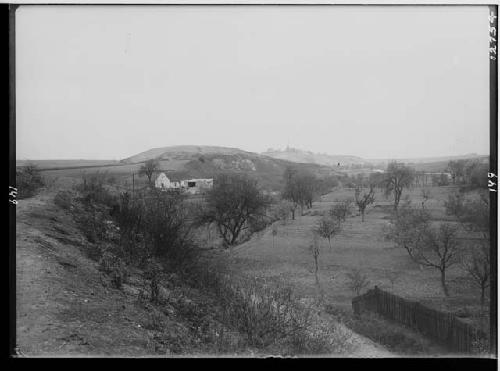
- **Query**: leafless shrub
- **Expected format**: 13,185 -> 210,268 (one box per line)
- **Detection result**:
144,260 -> 164,304
329,200 -> 353,223
16,163 -> 45,199
54,190 -> 74,210
271,200 -> 295,225
98,250 -> 128,289
346,268 -> 370,296
315,214 -> 342,249
186,259 -> 334,354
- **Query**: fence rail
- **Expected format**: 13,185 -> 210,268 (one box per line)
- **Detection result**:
352,287 -> 488,353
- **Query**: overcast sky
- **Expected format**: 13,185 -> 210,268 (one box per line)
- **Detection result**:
16,5 -> 490,160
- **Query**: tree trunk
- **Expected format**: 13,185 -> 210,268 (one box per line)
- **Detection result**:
361,210 -> 365,222
481,284 -> 486,307
314,255 -> 319,286
440,270 -> 449,297
328,238 -> 331,249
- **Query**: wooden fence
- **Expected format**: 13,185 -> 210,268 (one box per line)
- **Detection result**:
352,286 -> 488,353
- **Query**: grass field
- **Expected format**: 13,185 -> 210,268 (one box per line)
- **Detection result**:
229,185 -> 489,335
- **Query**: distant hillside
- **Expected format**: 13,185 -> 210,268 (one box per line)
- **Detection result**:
122,145 -> 341,191
365,153 -> 489,166
409,156 -> 489,173
16,159 -> 119,170
262,147 -> 365,167
121,145 -> 249,164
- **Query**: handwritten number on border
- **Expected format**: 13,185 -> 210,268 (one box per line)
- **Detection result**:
488,173 -> 497,192
490,11 -> 498,60
9,186 -> 17,204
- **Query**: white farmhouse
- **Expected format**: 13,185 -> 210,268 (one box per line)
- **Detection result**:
154,173 -> 171,189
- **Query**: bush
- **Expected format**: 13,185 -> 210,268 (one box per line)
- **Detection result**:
54,190 -> 74,210
346,269 -> 370,296
270,200 -> 295,225
329,200 -> 353,223
140,190 -> 198,270
248,215 -> 271,234
98,250 -> 128,289
201,173 -> 270,246
16,164 -> 45,199
74,203 -> 109,243
74,172 -> 118,209
186,259 -> 337,354
144,260 -> 164,304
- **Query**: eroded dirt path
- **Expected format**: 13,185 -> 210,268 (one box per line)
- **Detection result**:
15,193 -> 154,356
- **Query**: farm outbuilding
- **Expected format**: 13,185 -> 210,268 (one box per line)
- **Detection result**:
155,174 -> 213,194
182,178 -> 214,194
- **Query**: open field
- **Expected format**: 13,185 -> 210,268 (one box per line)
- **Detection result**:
16,162 -> 490,355
229,185 -> 489,335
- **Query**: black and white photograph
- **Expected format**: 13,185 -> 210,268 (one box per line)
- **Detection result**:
9,1 -> 498,358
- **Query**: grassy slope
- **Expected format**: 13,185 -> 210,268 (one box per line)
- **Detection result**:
16,188 -> 395,357
229,185 -> 489,348
15,191 -> 254,356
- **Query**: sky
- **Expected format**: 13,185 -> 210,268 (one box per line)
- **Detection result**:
16,5 -> 490,160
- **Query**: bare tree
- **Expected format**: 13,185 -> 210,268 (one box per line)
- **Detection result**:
315,214 -> 343,249
447,191 -> 490,306
383,162 -> 415,211
444,192 -> 465,217
328,200 -> 353,223
464,161 -> 489,189
447,160 -> 467,185
386,206 -> 460,296
271,223 -> 279,248
200,173 -> 270,247
346,268 -> 370,296
461,242 -> 490,307
309,233 -> 324,300
354,184 -> 375,222
421,188 -> 432,209
310,234 -> 320,285
282,167 -> 317,218
139,159 -> 160,186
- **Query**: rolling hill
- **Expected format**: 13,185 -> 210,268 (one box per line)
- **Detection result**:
262,147 -> 366,167
121,145 -> 341,191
